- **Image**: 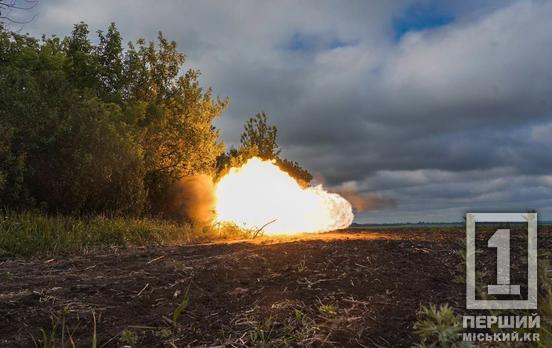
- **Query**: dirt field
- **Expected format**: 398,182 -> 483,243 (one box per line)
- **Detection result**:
0,228 -> 537,347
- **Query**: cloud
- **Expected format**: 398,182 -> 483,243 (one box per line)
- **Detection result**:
531,123 -> 552,143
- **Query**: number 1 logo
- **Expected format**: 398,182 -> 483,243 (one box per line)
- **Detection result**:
466,213 -> 537,310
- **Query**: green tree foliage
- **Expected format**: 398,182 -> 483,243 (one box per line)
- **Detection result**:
29,98 -> 146,215
240,112 -> 280,159
0,126 -> 27,204
122,32 -> 227,210
97,23 -> 124,101
0,22 -> 226,215
218,112 -> 312,184
276,158 -> 313,185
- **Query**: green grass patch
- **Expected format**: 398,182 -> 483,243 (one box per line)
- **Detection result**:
0,211 -> 249,257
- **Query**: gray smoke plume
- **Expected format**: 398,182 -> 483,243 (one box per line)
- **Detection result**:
339,191 -> 398,212
331,181 -> 398,212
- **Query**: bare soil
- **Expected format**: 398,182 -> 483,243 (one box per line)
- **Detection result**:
0,228 -> 536,347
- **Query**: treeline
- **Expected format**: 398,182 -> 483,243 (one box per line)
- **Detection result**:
0,22 -> 310,218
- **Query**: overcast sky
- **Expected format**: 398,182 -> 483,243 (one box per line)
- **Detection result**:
15,0 -> 552,223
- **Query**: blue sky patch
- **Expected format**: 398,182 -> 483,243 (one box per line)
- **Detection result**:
393,3 -> 454,41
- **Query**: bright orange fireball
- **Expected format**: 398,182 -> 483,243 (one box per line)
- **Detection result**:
214,157 -> 353,235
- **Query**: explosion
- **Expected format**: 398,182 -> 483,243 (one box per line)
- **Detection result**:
215,157 -> 354,235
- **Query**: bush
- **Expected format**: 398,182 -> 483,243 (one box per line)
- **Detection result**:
413,304 -> 473,348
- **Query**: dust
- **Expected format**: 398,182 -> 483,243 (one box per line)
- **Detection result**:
165,175 -> 215,224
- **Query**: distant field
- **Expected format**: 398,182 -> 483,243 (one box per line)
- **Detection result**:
350,223 -> 463,229
351,221 -> 552,229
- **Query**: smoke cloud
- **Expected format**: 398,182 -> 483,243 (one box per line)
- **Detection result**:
164,175 -> 216,225
334,182 -> 398,212
340,191 -> 398,212
316,177 -> 398,213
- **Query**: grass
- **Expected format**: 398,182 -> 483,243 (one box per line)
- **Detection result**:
318,303 -> 337,317
413,304 -> 470,348
172,284 -> 190,324
30,308 -> 101,348
119,329 -> 139,347
0,211 -> 250,257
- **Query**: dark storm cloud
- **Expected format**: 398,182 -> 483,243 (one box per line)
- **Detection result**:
23,0 -> 552,222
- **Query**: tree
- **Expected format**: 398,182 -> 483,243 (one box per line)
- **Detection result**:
29,97 -> 146,215
218,112 -> 312,184
240,112 -> 280,159
97,22 -> 124,101
276,158 -> 313,186
0,27 -> 43,208
122,32 -> 228,212
64,22 -> 99,91
0,126 -> 28,206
